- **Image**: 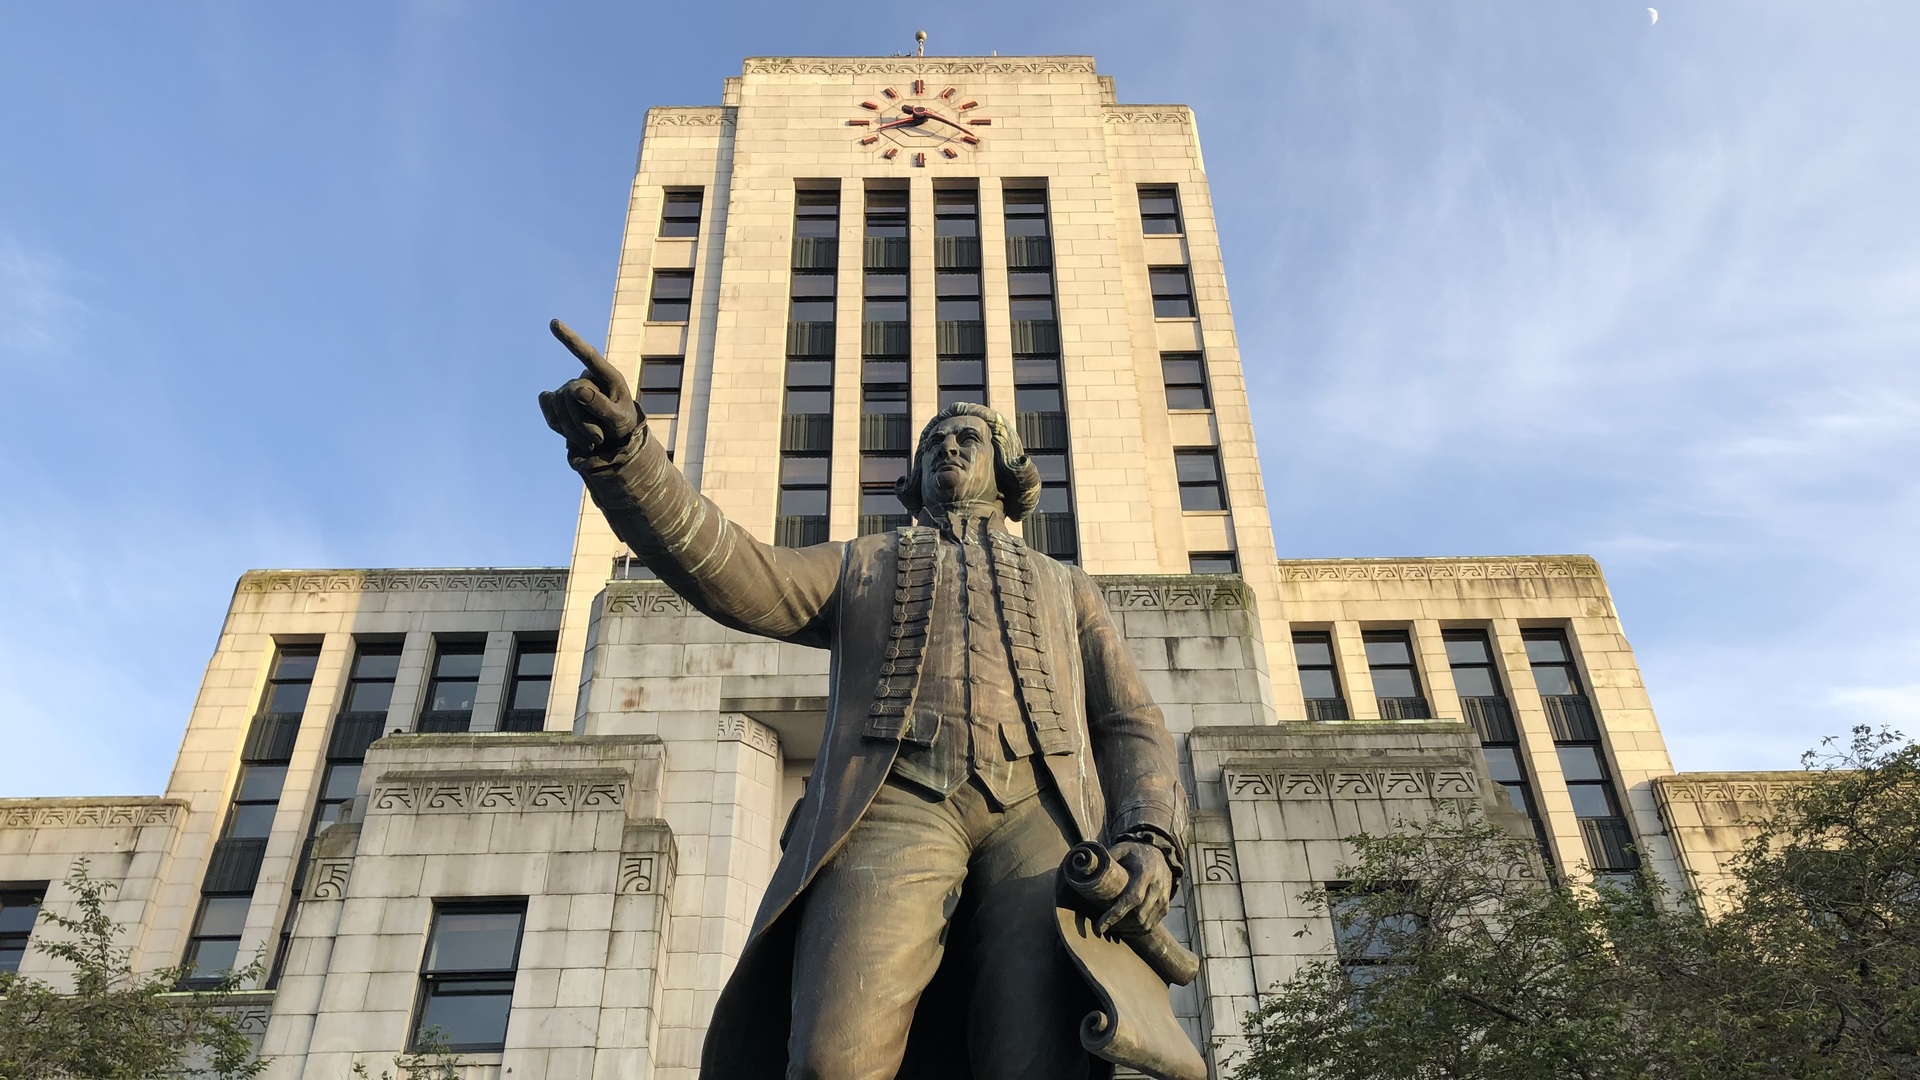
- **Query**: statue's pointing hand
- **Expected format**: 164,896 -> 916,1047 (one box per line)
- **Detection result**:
539,319 -> 642,470
1096,839 -> 1174,937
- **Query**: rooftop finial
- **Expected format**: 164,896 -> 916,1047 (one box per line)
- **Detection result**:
915,30 -> 927,57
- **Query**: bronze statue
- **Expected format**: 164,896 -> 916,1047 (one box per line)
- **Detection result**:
540,321 -> 1195,1079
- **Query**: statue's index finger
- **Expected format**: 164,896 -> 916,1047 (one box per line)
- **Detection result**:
550,319 -> 626,394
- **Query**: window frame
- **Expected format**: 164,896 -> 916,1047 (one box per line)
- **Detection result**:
1189,552 -> 1238,575
1160,352 -> 1211,411
411,900 -> 528,1054
0,888 -> 46,975
1148,266 -> 1196,319
1137,184 -> 1184,235
419,638 -> 485,731
658,188 -> 703,238
1293,630 -> 1348,720
646,269 -> 694,323
1362,629 -> 1430,718
1173,448 -> 1227,512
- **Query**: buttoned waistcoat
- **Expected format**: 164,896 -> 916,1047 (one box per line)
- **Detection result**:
579,424 -> 1186,1078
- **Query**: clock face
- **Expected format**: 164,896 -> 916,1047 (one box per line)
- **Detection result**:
847,80 -> 991,166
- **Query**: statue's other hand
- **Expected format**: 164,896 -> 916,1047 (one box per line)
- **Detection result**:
538,319 -> 642,469
1097,840 -> 1174,936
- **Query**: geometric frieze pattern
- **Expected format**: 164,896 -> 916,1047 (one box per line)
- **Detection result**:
0,800 -> 184,829
605,585 -> 694,616
1275,556 -> 1601,582
238,569 -> 567,594
1224,766 -> 1479,801
305,858 -> 353,901
619,853 -> 662,894
1100,576 -> 1250,611
367,774 -> 627,814
1657,778 -> 1800,803
1103,109 -> 1191,125
742,57 -> 1097,76
649,107 -> 737,127
718,714 -> 780,757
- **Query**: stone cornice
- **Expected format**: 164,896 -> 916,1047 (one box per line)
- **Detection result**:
1276,556 -> 1602,582
1103,107 -> 1192,124
743,56 -> 1097,76
1654,773 -> 1819,803
367,768 -> 628,815
648,106 -> 737,127
1097,574 -> 1250,611
238,568 -> 567,594
0,797 -> 186,830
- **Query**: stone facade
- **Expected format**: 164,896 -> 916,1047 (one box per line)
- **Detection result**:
0,54 -> 1792,1080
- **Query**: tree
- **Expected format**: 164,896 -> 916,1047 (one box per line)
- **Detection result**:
1233,726 -> 1920,1080
0,859 -> 269,1080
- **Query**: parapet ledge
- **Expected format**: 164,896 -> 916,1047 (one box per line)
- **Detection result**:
0,796 -> 189,829
1191,721 -> 1475,755
1274,554 -> 1603,583
236,567 -> 568,595
1653,771 -> 1823,803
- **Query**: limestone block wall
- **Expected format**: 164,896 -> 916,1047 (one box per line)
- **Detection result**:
1652,772 -> 1804,912
1185,722 -> 1531,1069
0,797 -> 189,979
261,733 -> 669,1080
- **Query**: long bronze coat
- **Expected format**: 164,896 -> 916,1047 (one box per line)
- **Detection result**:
579,427 -> 1186,1078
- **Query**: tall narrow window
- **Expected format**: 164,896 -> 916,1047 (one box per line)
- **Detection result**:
1004,183 -> 1073,561
934,187 -> 986,411
1446,630 -> 1550,851
647,270 -> 693,322
1294,631 -> 1348,721
1364,630 -> 1431,719
1138,184 -> 1184,234
413,902 -> 527,1053
638,358 -> 684,419
1161,352 -> 1211,410
190,642 -> 315,988
418,639 -> 483,733
1149,266 -> 1195,319
1174,449 -> 1226,511
781,186 -> 840,546
500,636 -> 555,733
1525,629 -> 1638,877
0,889 -> 45,975
658,188 -> 703,237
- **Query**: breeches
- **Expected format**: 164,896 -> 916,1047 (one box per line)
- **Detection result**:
786,777 -> 1091,1080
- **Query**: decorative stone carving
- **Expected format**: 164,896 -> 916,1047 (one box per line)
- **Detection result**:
1099,576 -> 1249,611
238,569 -> 567,594
1195,845 -> 1237,884
619,854 -> 659,894
1275,557 -> 1601,582
366,771 -> 627,814
742,57 -> 1097,76
650,107 -> 738,127
1224,765 -> 1479,802
1657,779 -> 1793,802
718,714 -> 780,757
305,858 -> 353,900
0,799 -> 184,829
1103,109 -> 1190,124
605,584 -> 693,615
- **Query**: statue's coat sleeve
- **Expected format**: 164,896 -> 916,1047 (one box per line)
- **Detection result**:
576,425 -> 843,649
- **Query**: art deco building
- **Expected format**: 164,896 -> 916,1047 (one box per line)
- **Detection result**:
0,54 -> 1784,1079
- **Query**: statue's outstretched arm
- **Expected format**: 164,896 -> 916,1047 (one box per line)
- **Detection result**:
540,320 -> 841,647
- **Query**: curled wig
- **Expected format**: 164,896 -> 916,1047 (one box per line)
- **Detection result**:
894,402 -> 1043,522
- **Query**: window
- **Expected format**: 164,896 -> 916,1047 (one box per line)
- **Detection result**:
1174,449 -> 1226,511
414,902 -> 526,1053
1138,184 -> 1183,234
262,643 -> 320,717
793,188 -> 840,238
935,186 -> 978,237
1524,628 -> 1637,873
1445,630 -> 1549,846
647,270 -> 693,323
500,637 -> 555,732
182,895 -> 251,987
342,642 -> 399,717
1003,185 -> 1050,237
658,188 -> 702,237
1293,631 -> 1348,721
1328,883 -> 1420,991
224,764 -> 287,840
1149,266 -> 1195,319
419,640 -> 484,733
638,358 -> 684,418
1189,552 -> 1238,574
1161,353 -> 1211,410
0,889 -> 44,974
784,186 -> 839,532
1363,630 -> 1430,719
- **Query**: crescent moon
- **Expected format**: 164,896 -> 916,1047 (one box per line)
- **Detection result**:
1648,7 -> 1658,24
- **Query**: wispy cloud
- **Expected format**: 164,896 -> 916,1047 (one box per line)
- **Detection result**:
0,236 -> 84,357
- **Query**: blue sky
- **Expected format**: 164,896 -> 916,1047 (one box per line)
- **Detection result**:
1,3 -> 1915,797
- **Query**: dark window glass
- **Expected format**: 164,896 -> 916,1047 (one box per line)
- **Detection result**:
1363,630 -> 1423,703
1329,885 -> 1421,977
1013,357 -> 1060,385
183,895 -> 252,984
789,299 -> 835,322
1009,297 -> 1056,321
1190,552 -> 1238,574
1294,632 -> 1343,705
1161,353 -> 1210,410
936,272 -> 980,297
414,904 -> 525,1053
784,389 -> 833,415
648,270 -> 693,322
939,359 -> 985,387
659,188 -> 703,237
860,457 -> 908,485
505,638 -> 555,719
1149,267 -> 1195,318
1030,453 -> 1068,483
312,762 -> 362,830
1138,185 -> 1183,234
1003,216 -> 1048,237
865,273 -> 908,297
226,803 -> 278,839
786,360 -> 834,387
1036,486 -> 1073,514
1567,783 -> 1618,818
790,273 -> 836,298
424,641 -> 483,717
860,490 -> 903,515
779,488 -> 829,516
344,642 -> 400,714
937,299 -> 982,321
1483,746 -> 1525,784
864,300 -> 908,322
1007,272 -> 1054,297
1453,666 -> 1498,698
0,889 -> 44,975
639,358 -> 684,416
862,360 -> 908,385
263,644 -> 320,716
1016,387 -> 1063,414
235,764 -> 287,803
862,387 -> 909,413
780,457 -> 832,486
1174,449 -> 1225,511
938,388 -> 984,409
794,215 -> 838,239
1557,746 -> 1606,782
1525,630 -> 1584,697
935,215 -> 977,237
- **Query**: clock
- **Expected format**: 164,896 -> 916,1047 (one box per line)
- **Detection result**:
846,80 -> 991,166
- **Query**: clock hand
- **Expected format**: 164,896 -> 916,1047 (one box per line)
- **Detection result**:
877,114 -> 926,130
916,109 -> 972,133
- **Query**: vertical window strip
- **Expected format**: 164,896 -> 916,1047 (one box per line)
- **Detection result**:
780,185 -> 840,547
1005,183 -> 1076,562
1524,629 -> 1639,876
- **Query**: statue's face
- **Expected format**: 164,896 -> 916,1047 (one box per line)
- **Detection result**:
919,414 -> 999,511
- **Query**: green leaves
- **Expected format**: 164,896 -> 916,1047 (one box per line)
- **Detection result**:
1234,727 -> 1920,1080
